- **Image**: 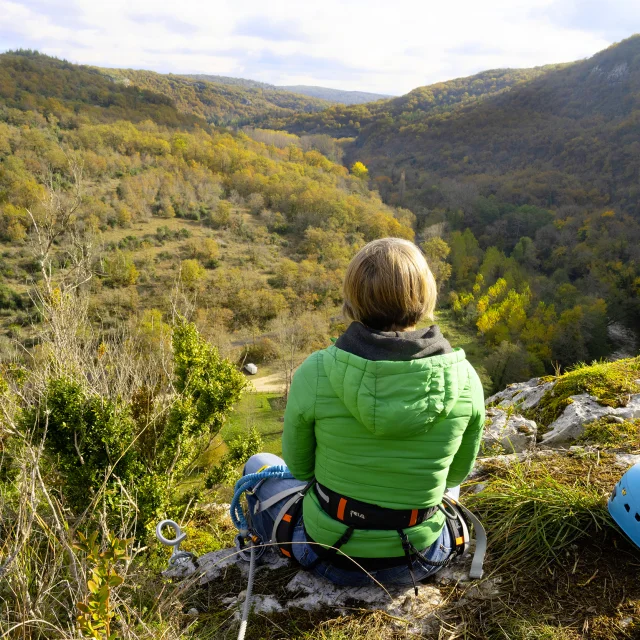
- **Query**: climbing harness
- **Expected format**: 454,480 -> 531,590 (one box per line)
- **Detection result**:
309,482 -> 487,593
230,465 -> 306,561
230,466 -> 487,592
155,519 -> 195,569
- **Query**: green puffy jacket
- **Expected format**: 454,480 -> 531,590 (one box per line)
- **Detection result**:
282,344 -> 485,558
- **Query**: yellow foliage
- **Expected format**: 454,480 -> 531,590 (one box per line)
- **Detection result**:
350,161 -> 369,180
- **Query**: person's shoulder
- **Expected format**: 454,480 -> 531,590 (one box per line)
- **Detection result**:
463,359 -> 485,398
294,348 -> 326,380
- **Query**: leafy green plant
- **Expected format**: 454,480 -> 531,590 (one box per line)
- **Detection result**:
21,318 -> 247,529
75,531 -> 132,640
27,377 -> 144,515
205,428 -> 262,488
166,318 -> 248,478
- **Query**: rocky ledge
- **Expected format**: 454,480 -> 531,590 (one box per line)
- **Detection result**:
484,358 -> 640,451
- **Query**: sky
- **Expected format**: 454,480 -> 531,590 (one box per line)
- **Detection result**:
1,0 -> 639,95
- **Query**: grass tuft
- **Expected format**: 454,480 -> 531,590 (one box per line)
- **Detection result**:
466,454 -> 617,571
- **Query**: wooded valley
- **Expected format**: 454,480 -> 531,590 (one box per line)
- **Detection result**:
1,39 -> 640,639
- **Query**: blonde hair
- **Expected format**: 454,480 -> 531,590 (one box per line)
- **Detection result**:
343,238 -> 437,331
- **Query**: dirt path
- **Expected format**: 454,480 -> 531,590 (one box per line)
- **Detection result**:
249,372 -> 286,393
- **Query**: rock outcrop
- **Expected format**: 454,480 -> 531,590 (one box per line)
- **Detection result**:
542,393 -> 640,444
486,378 -> 555,411
164,546 -> 480,634
483,407 -> 537,453
483,359 -> 640,448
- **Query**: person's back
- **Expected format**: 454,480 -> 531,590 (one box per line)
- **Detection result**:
283,325 -> 484,559
242,237 -> 485,587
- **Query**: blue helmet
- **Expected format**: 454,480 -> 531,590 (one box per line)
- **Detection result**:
608,462 -> 640,548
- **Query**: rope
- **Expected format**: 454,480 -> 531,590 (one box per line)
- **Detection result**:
231,465 -> 293,639
230,466 -> 293,532
237,541 -> 256,640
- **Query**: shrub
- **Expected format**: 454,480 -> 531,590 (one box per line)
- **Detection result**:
0,284 -> 25,310
166,318 -> 247,478
27,377 -> 147,516
103,250 -> 139,287
22,318 -> 247,529
180,258 -> 206,289
205,428 -> 262,488
239,337 -> 279,365
208,200 -> 232,228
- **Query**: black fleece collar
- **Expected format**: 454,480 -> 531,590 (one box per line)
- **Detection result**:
335,322 -> 452,362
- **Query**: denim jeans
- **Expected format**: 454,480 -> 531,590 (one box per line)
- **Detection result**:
242,453 -> 455,587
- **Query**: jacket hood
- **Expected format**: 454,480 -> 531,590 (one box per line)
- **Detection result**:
322,345 -> 470,437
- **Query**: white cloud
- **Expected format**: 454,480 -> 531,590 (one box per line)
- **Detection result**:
0,0 -> 634,94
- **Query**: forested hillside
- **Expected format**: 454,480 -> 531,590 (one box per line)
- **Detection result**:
274,66 -> 557,137
0,50 -> 202,127
346,35 -> 640,215
270,37 -> 640,386
98,67 -> 330,126
0,50 -> 415,377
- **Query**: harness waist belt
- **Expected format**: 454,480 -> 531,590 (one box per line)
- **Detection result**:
314,482 -> 439,530
304,531 -> 413,571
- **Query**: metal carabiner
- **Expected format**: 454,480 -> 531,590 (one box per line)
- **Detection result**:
155,519 -> 195,567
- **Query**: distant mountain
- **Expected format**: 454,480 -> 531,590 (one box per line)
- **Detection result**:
278,86 -> 391,104
271,66 -> 557,137
183,74 -> 276,91
185,74 -> 391,105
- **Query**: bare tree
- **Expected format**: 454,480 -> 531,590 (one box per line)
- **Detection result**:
26,153 -> 91,298
273,311 -> 328,399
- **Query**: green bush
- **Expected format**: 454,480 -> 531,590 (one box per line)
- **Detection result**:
27,377 -> 149,516
0,284 -> 25,310
24,319 -> 247,529
239,337 -> 279,365
205,428 -> 262,488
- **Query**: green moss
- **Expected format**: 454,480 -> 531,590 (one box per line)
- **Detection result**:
578,416 -> 640,451
527,357 -> 640,428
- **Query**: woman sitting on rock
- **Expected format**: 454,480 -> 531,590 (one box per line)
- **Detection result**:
243,237 -> 485,587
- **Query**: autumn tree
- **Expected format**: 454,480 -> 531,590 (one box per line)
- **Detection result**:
351,161 -> 369,180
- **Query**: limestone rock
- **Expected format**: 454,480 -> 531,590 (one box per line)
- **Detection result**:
165,546 -> 462,633
483,407 -> 537,453
284,570 -> 443,634
541,393 -> 640,445
614,453 -> 640,469
486,378 -> 555,411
